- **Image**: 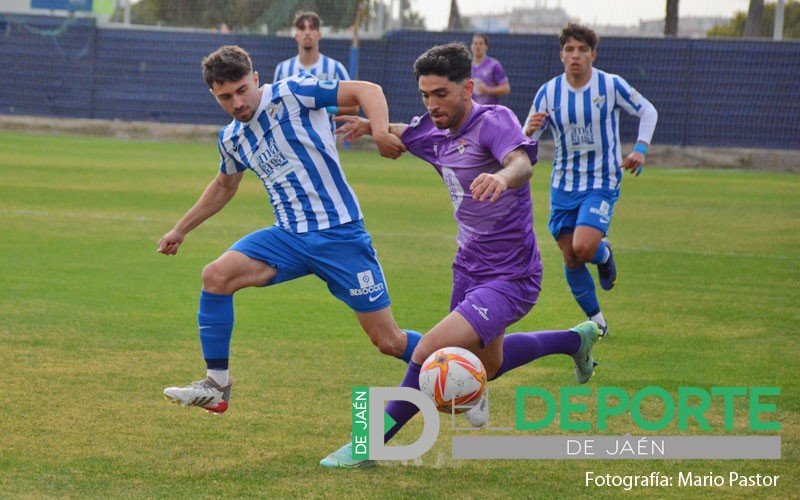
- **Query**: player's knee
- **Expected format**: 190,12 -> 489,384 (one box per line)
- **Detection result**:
201,262 -> 231,293
572,242 -> 596,263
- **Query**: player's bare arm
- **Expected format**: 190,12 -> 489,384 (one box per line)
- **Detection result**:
333,115 -> 409,158
157,171 -> 243,255
336,81 -> 406,159
470,148 -> 533,203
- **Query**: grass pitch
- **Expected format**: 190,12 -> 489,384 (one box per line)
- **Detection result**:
0,132 -> 797,499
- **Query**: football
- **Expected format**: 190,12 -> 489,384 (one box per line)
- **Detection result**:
419,347 -> 487,413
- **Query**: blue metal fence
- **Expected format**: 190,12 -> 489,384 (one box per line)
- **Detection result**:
1,15 -> 798,149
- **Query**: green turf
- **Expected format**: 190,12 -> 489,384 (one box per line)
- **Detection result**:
0,132 -> 797,499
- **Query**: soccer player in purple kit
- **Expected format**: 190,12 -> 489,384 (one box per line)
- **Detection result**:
470,33 -> 510,105
320,43 -> 600,468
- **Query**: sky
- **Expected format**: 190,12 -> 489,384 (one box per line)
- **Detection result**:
414,0 -> 753,30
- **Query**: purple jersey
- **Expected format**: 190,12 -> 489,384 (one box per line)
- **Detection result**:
401,104 -> 541,280
472,57 -> 508,105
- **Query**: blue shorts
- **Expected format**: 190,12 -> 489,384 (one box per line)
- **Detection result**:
229,220 -> 391,313
451,268 -> 542,347
549,190 -> 618,240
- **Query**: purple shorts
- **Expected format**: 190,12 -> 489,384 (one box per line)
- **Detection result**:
451,268 -> 542,347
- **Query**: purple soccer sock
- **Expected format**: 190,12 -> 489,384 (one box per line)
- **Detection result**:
384,361 -> 422,443
492,329 -> 581,380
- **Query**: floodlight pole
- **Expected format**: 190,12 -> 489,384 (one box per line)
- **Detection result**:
773,0 -> 785,41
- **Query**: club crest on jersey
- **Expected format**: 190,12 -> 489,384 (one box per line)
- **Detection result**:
593,95 -> 606,109
457,140 -> 466,155
266,101 -> 286,121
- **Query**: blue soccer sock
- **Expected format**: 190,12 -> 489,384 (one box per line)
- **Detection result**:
492,329 -> 581,380
384,361 -> 422,443
564,264 -> 600,317
197,290 -> 234,370
400,330 -> 422,362
589,240 -> 610,265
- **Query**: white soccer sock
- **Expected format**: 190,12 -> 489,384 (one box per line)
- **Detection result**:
590,312 -> 607,329
207,369 -> 229,386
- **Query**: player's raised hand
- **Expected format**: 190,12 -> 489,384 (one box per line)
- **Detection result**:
470,172 -> 509,203
334,115 -> 371,142
157,230 -> 184,255
524,111 -> 548,137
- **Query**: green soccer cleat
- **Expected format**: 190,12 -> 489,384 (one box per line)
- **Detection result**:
319,442 -> 375,468
570,321 -> 599,384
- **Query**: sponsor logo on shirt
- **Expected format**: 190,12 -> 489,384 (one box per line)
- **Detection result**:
569,123 -> 595,147
253,135 -> 291,183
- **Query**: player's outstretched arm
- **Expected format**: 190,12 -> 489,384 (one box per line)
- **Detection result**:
336,81 -> 406,159
157,171 -> 243,255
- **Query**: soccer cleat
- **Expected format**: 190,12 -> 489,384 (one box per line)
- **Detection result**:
319,442 -> 375,468
463,395 -> 488,428
597,239 -> 617,291
570,321 -> 599,384
163,377 -> 233,414
598,322 -> 609,337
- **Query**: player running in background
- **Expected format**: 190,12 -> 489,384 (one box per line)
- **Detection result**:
470,33 -> 510,105
320,42 -> 600,468
159,45 -> 421,414
524,23 -> 658,336
273,11 -> 356,124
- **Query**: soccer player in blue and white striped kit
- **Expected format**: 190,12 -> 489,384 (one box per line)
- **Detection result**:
160,45 -> 421,413
524,24 -> 658,336
273,11 -> 355,127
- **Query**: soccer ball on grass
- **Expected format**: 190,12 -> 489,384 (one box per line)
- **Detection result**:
419,347 -> 486,413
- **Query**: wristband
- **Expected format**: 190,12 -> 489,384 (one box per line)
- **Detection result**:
633,142 -> 649,155
325,106 -> 339,114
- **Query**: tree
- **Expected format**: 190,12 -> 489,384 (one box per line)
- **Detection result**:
707,0 -> 800,39
664,0 -> 679,36
129,0 -> 382,33
744,0 -> 765,37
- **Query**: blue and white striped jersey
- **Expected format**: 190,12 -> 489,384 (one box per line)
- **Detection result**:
527,68 -> 656,205
217,74 -> 361,234
273,54 -> 350,82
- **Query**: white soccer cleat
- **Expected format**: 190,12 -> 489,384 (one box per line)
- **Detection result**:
463,395 -> 488,427
163,377 -> 233,414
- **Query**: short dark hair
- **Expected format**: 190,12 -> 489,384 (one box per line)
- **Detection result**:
472,33 -> 489,47
559,23 -> 599,50
294,10 -> 321,30
202,45 -> 253,88
413,43 -> 472,83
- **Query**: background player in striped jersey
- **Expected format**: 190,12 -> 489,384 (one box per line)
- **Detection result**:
470,33 -> 510,105
273,11 -> 357,123
524,23 -> 658,336
159,45 -> 421,413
